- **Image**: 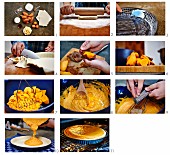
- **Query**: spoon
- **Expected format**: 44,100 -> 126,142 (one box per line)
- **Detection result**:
74,79 -> 89,106
77,79 -> 87,95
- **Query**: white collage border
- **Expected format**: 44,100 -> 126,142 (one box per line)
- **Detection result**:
1,0 -> 170,154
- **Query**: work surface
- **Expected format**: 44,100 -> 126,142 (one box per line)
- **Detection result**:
5,57 -> 47,75
118,2 -> 165,35
5,2 -> 54,36
5,58 -> 37,75
60,24 -> 110,36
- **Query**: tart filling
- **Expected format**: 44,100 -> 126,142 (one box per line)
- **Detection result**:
64,125 -> 106,140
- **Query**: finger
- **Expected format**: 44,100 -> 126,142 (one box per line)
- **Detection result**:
21,43 -> 25,51
61,7 -> 65,15
106,6 -> 110,15
145,83 -> 158,92
116,3 -> 122,12
71,6 -> 74,13
63,7 -> 67,15
127,81 -> 130,91
127,80 -> 136,98
89,44 -> 104,52
137,80 -> 144,95
16,44 -> 22,57
148,89 -> 159,99
84,59 -> 92,66
69,7 -> 73,14
12,44 -> 17,56
80,41 -> 91,50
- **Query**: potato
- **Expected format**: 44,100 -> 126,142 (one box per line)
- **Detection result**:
35,24 -> 39,29
23,12 -> 28,16
60,60 -> 68,71
28,12 -> 34,17
30,17 -> 34,23
23,18 -> 29,23
60,71 -> 72,75
20,15 -> 27,19
83,51 -> 96,60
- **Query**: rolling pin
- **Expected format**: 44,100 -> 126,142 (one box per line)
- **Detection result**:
74,7 -> 105,16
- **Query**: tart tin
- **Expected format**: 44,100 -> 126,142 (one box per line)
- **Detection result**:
116,7 -> 158,35
63,129 -> 108,145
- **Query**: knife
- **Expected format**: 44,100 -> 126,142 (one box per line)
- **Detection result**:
134,89 -> 149,104
21,49 -> 40,59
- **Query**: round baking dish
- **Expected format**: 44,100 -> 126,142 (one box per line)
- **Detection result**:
63,125 -> 107,145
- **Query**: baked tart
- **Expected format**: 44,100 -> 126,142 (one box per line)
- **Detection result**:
64,125 -> 106,144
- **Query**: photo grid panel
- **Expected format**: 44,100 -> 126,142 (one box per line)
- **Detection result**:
2,0 -> 170,155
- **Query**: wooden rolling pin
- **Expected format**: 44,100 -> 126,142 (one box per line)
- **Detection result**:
74,7 -> 105,16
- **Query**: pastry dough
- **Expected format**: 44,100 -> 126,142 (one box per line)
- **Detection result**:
60,13 -> 110,28
64,125 -> 106,140
36,10 -> 52,26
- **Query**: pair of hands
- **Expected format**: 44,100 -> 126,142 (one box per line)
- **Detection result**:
80,41 -> 110,74
127,80 -> 165,100
60,4 -> 110,15
11,42 -> 54,57
61,3 -> 122,15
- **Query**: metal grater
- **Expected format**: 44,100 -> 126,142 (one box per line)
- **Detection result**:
134,90 -> 149,104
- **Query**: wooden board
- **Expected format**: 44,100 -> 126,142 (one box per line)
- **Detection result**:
74,7 -> 104,16
116,66 -> 165,73
61,48 -> 104,61
5,57 -> 38,75
60,24 -> 110,36
61,48 -> 105,75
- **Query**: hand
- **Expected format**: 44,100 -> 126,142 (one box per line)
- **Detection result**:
145,81 -> 165,100
105,4 -> 110,15
11,42 -> 25,56
127,79 -> 144,98
45,41 -> 54,52
116,3 -> 122,13
84,58 -> 110,74
40,119 -> 54,128
60,5 -> 74,15
80,41 -> 109,52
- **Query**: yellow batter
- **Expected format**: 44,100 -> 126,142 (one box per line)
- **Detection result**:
23,118 -> 48,146
115,97 -> 164,114
60,81 -> 110,112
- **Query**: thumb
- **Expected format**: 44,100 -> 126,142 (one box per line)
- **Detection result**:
84,59 -> 92,66
145,83 -> 158,91
116,3 -> 122,12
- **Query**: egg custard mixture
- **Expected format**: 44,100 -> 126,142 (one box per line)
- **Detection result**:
23,118 -> 48,146
115,97 -> 164,114
60,81 -> 110,112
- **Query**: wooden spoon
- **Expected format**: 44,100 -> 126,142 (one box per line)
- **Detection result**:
77,79 -> 87,95
74,79 -> 89,105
